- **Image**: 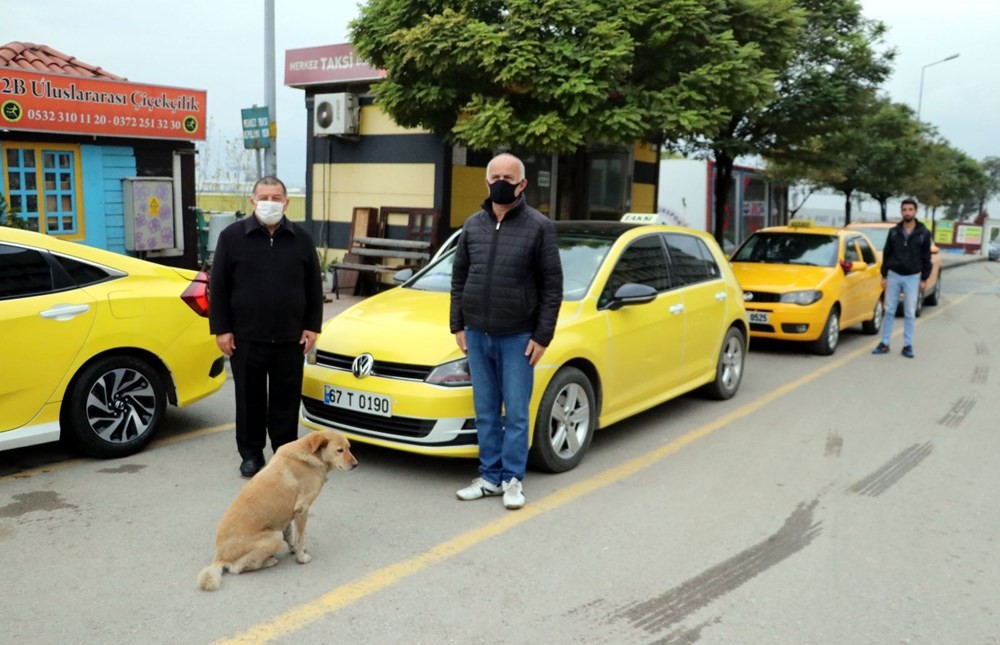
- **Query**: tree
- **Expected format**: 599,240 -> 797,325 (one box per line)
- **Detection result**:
351,0 -> 800,175
974,156 -> 1000,217
906,140 -> 987,221
681,0 -> 893,242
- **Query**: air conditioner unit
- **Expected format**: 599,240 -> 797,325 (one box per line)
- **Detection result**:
313,93 -> 358,136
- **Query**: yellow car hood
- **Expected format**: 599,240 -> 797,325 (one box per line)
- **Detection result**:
731,263 -> 833,292
318,288 -> 582,366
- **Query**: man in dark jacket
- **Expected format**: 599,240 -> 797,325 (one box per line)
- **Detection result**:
209,176 -> 323,477
872,197 -> 932,359
450,153 -> 563,510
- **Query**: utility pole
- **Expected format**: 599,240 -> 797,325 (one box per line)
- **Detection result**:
263,0 -> 277,176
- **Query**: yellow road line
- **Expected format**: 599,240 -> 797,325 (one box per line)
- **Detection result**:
216,295 -> 971,644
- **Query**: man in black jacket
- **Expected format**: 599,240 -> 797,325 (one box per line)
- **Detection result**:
872,197 -> 932,359
209,176 -> 323,477
450,153 -> 563,510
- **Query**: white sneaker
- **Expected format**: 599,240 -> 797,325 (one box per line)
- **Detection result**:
502,478 -> 525,510
456,477 -> 501,501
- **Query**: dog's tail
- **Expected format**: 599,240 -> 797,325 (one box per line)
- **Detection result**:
197,561 -> 225,591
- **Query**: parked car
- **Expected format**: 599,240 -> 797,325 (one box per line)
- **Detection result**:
730,221 -> 884,355
988,239 -> 1000,262
0,227 -> 226,457
301,221 -> 749,473
846,221 -> 941,316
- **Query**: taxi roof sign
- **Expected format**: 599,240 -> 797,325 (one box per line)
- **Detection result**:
787,219 -> 814,228
621,212 -> 667,224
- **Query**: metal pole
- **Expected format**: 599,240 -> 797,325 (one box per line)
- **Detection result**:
917,53 -> 960,121
264,0 -> 277,176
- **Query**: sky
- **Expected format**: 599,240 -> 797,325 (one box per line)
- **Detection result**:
4,0 -> 998,196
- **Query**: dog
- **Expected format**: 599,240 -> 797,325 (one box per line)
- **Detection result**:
197,430 -> 358,591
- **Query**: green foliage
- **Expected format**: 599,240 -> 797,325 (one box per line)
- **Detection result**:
0,195 -> 30,230
351,0 -> 798,152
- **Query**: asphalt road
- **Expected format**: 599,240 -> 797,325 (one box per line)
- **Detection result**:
2,258 -> 998,645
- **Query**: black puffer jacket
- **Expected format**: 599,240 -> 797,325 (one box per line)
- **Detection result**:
450,196 -> 563,346
881,220 -> 932,280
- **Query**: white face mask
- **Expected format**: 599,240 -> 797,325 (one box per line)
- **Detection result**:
254,200 -> 285,226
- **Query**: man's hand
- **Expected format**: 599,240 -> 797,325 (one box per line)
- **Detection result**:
300,330 -> 318,355
919,280 -> 927,293
525,339 -> 547,366
454,330 -> 467,354
881,278 -> 887,289
216,333 -> 235,357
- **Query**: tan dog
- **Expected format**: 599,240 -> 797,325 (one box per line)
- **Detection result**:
197,430 -> 358,591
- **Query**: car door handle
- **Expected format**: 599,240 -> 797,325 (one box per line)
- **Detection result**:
40,304 -> 91,321
715,291 -> 727,301
669,304 -> 685,315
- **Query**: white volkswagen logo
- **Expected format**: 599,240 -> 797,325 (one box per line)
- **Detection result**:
352,353 -> 374,379
744,292 -> 754,301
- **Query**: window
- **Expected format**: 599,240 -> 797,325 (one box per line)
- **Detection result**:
2,143 -> 83,238
856,237 -> 877,264
0,243 -> 53,299
843,239 -> 860,262
664,233 -> 720,287
599,235 -> 669,307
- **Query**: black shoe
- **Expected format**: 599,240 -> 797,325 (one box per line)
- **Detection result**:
239,456 -> 265,478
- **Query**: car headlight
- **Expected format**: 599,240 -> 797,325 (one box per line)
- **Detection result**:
426,358 -> 471,387
779,290 -> 823,305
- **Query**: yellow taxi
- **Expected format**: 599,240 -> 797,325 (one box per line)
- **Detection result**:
846,221 -> 942,316
0,227 -> 226,457
729,221 -> 884,355
301,221 -> 749,473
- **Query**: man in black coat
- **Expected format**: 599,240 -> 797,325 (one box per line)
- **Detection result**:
209,176 -> 323,477
872,197 -> 932,359
450,153 -> 563,510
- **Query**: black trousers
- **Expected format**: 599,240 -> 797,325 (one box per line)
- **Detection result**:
229,340 -> 304,460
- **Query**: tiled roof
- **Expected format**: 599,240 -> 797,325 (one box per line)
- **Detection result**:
0,41 -> 126,80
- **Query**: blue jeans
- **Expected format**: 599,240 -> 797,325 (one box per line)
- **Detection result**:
464,329 -> 534,484
881,270 -> 921,348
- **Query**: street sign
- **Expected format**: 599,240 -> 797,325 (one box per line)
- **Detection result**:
241,106 -> 271,149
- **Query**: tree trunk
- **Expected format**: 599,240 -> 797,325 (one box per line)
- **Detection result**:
712,151 -> 735,247
878,198 -> 888,221
843,190 -> 853,226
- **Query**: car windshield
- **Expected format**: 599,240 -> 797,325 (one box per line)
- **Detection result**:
406,233 -> 614,301
855,227 -> 889,248
731,232 -> 839,267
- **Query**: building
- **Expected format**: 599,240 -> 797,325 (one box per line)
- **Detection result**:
0,42 -> 206,268
283,43 -> 658,258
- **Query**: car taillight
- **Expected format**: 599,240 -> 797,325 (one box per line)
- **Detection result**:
181,271 -> 211,317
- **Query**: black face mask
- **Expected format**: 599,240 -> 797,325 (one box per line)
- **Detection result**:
489,180 -> 520,205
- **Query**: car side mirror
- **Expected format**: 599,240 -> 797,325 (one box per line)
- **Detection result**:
608,283 -> 658,311
393,268 -> 414,283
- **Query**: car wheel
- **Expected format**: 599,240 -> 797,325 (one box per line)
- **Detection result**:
701,326 -> 745,400
924,275 -> 940,306
862,297 -> 884,335
64,355 -> 166,458
528,366 -> 596,473
811,307 -> 840,356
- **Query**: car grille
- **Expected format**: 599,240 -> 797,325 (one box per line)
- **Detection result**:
750,323 -> 776,333
743,291 -> 781,303
315,350 -> 433,381
301,397 -> 478,447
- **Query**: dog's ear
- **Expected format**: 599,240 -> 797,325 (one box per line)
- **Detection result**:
304,432 -> 330,454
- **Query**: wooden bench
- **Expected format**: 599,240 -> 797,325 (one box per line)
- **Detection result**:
332,236 -> 431,298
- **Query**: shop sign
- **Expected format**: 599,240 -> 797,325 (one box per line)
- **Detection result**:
284,43 -> 386,87
934,220 -> 954,245
0,68 -> 206,141
241,106 -> 271,149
